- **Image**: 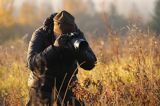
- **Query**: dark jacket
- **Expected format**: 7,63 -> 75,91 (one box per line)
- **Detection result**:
27,13 -> 97,90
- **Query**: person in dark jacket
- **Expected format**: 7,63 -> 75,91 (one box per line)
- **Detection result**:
26,10 -> 97,106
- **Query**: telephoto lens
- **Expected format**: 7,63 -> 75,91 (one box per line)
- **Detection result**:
69,32 -> 88,52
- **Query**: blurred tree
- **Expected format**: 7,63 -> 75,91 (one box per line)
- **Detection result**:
150,0 -> 160,34
18,1 -> 37,25
128,2 -> 143,27
62,0 -> 87,14
108,4 -> 128,31
83,0 -> 95,15
38,1 -> 53,23
0,0 -> 15,27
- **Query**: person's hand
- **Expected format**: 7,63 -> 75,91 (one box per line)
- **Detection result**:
54,34 -> 75,52
54,35 -> 69,47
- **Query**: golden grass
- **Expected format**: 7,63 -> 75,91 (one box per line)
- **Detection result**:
0,27 -> 160,106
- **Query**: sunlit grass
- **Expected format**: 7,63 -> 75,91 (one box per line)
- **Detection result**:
0,27 -> 160,105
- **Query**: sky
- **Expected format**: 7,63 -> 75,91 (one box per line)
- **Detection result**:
92,0 -> 156,21
13,0 -> 157,21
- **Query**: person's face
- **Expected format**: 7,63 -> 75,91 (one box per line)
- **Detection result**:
53,22 -> 76,36
59,23 -> 76,34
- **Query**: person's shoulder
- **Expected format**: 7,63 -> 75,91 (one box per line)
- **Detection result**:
34,26 -> 45,34
32,26 -> 46,37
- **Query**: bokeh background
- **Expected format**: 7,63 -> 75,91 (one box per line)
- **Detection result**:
0,0 -> 160,43
1,0 -> 160,105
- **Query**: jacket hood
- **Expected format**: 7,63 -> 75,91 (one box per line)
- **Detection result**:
43,13 -> 57,35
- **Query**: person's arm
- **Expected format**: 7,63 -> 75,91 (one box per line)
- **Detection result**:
27,29 -> 63,73
76,30 -> 97,70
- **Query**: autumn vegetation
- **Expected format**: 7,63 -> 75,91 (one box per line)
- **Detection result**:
0,0 -> 160,106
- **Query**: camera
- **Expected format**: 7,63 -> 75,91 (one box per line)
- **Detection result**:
68,32 -> 88,52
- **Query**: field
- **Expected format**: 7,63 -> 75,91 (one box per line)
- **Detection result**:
0,27 -> 160,106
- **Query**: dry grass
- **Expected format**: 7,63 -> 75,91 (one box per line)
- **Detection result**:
0,27 -> 160,106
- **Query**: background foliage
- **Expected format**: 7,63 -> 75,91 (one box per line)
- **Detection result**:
0,0 -> 160,105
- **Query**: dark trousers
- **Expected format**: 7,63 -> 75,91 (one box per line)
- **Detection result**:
26,86 -> 85,106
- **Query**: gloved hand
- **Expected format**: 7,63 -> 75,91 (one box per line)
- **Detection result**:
54,34 -> 75,52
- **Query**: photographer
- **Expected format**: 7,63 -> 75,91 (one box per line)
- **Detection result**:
26,10 -> 97,106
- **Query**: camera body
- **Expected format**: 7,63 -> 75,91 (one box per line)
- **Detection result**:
68,32 -> 88,52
